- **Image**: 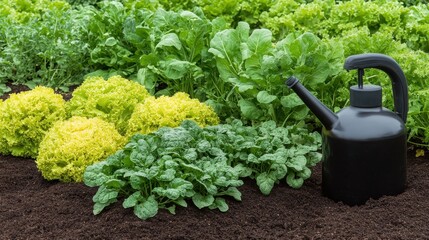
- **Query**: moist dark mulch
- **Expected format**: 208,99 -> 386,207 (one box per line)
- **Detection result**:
1,150 -> 429,240
1,84 -> 429,239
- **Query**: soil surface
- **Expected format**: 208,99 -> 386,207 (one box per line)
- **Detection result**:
1,85 -> 429,239
1,150 -> 429,239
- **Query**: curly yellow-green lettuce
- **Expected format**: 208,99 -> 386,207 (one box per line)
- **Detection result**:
36,116 -> 125,182
66,75 -> 151,135
127,92 -> 220,136
0,86 -> 66,158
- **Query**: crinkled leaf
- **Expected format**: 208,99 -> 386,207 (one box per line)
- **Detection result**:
286,173 -> 304,189
157,169 -> 176,182
93,186 -> 119,204
297,166 -> 312,180
192,193 -> 215,209
256,172 -> 276,195
84,166 -> 110,187
286,155 -> 307,171
123,191 -> 142,209
134,195 -> 158,220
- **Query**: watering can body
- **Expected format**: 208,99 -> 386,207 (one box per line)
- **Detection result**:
286,53 -> 408,205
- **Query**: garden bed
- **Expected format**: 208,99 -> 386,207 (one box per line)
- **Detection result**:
1,150 -> 428,239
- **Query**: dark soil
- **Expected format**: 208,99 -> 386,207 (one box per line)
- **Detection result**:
1,151 -> 429,239
1,85 -> 429,239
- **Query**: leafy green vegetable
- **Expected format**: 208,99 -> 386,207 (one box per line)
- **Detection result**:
0,86 -> 66,158
36,116 -> 125,182
84,119 -> 321,220
0,5 -> 93,90
126,92 -> 219,136
209,23 -> 343,124
66,75 -> 151,135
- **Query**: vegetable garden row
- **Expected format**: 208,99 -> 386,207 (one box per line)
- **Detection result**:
1,0 -> 429,220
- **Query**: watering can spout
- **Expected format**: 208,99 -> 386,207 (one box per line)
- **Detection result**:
286,76 -> 338,130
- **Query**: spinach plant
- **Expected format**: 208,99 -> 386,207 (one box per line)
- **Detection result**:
84,120 -> 322,220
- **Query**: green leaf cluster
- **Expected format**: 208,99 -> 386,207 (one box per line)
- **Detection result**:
0,4 -> 93,90
66,75 -> 151,135
36,116 -> 125,182
0,0 -> 70,23
0,86 -> 66,158
127,92 -> 219,136
84,119 -> 321,220
209,23 -> 343,124
84,120 -> 244,220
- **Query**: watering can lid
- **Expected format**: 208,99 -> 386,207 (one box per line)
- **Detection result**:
350,84 -> 382,108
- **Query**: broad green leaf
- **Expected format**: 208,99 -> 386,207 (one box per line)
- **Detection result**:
180,11 -> 201,20
153,188 -> 181,200
174,198 -> 188,207
161,60 -> 193,79
93,186 -> 119,204
167,205 -> 176,215
290,106 -> 310,121
134,195 -> 158,220
286,173 -> 304,189
192,193 -> 215,209
297,166 -> 312,180
236,21 -> 250,42
139,53 -> 159,67
222,187 -> 242,201
286,155 -> 307,171
157,169 -> 176,182
156,33 -> 182,50
83,168 -> 110,187
93,202 -> 109,215
281,94 -> 304,108
256,173 -> 276,195
238,99 -> 263,120
213,198 -> 229,212
247,29 -> 273,55
209,29 -> 240,59
105,179 -> 125,189
240,43 -> 252,60
257,91 -> 278,104
136,68 -> 157,94
123,191 -> 142,209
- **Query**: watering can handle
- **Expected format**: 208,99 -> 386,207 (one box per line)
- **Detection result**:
344,53 -> 408,123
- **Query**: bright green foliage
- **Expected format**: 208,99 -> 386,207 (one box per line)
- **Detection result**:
401,4 -> 429,52
0,5 -> 93,90
84,120 -> 244,220
209,23 -> 343,124
408,89 -> 429,146
0,0 -> 70,23
129,7 -> 219,98
66,75 -> 151,135
127,92 -> 220,136
36,116 -> 125,182
221,120 -> 322,193
84,120 -> 321,220
85,3 -> 219,98
0,86 -> 66,158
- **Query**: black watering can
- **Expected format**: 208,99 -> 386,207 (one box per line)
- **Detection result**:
286,53 -> 408,205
